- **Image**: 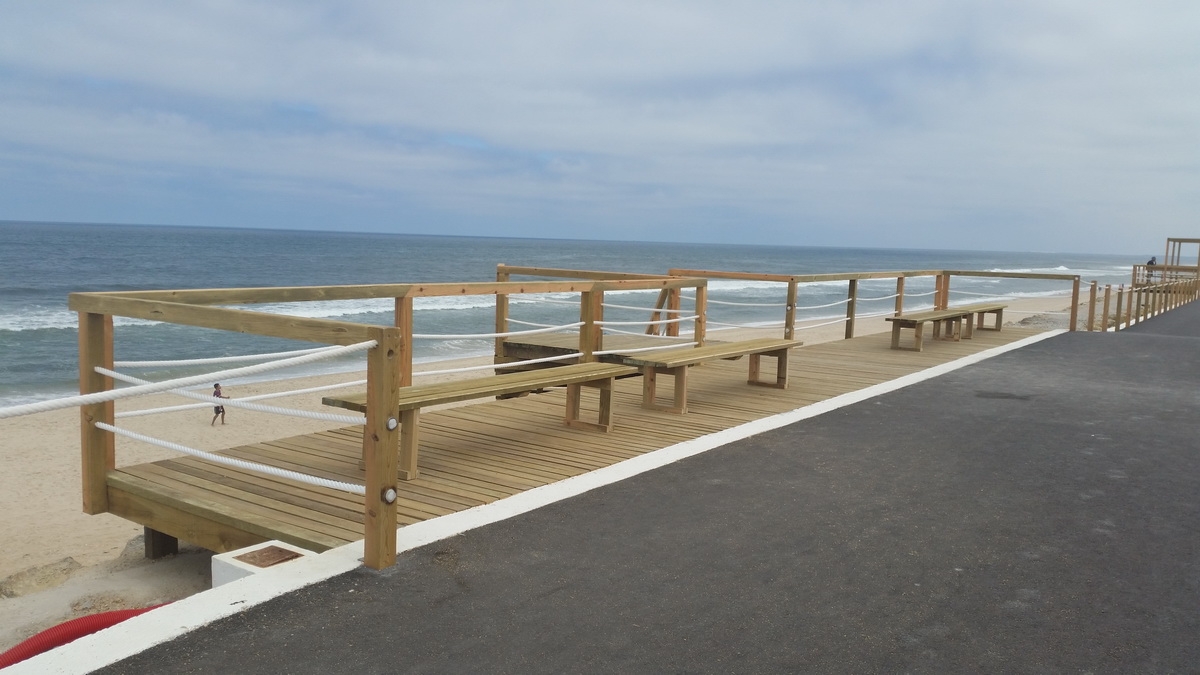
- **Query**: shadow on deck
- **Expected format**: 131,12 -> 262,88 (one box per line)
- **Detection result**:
105,327 -> 1046,555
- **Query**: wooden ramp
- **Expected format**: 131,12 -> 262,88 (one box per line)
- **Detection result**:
104,327 -> 1046,555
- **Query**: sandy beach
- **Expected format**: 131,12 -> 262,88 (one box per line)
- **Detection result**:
0,296 -> 1079,650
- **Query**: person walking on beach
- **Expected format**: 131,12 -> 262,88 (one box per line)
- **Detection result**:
212,383 -> 229,425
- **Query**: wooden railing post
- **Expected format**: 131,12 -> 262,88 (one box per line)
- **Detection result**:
362,327 -> 402,570
495,265 -> 510,360
79,312 -> 114,515
1114,285 -> 1125,331
395,296 -> 413,388
1104,282 -> 1113,329
844,279 -> 858,339
1086,281 -> 1097,331
666,288 -> 681,337
894,277 -> 906,316
579,290 -> 601,361
694,282 -> 707,347
1068,277 -> 1080,331
784,280 -> 798,340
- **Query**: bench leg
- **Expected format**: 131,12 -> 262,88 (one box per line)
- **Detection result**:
641,365 -> 687,414
977,309 -> 1003,331
144,527 -> 178,559
963,313 -> 976,339
890,322 -> 903,349
565,378 -> 617,432
397,409 -> 419,481
913,322 -> 924,351
747,350 -> 789,389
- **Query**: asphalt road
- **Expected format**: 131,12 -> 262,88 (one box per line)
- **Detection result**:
99,304 -> 1200,674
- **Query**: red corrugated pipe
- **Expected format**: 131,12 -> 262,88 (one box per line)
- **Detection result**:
0,603 -> 167,669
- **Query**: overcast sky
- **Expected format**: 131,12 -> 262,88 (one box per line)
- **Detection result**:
1,2 -> 1197,252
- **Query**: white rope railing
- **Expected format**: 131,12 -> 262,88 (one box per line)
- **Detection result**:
601,326 -> 696,338
116,378 -> 369,418
680,294 -> 784,308
857,292 -> 901,301
795,298 -> 850,311
707,320 -> 786,329
596,315 -> 698,327
115,345 -> 340,368
0,340 -> 377,420
601,301 -> 665,312
593,342 -> 698,356
98,369 -> 365,425
854,309 -> 899,320
905,290 -> 938,297
794,317 -> 849,331
412,322 -> 584,340
94,422 -> 366,495
413,351 -> 586,378
506,318 -> 565,329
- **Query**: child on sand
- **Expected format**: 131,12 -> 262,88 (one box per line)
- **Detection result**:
211,383 -> 229,425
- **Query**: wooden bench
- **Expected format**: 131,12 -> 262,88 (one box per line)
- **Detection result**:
323,362 -> 639,480
955,302 -> 1006,333
615,337 -> 803,414
885,303 -> 1007,351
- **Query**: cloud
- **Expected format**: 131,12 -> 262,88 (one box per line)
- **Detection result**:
1,1 -> 1198,251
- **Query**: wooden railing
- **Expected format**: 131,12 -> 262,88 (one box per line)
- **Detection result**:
70,277 -> 705,570
1087,276 -> 1200,331
67,264 -> 1197,570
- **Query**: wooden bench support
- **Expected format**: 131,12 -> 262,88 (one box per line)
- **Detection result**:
144,526 -> 179,559
620,338 -> 802,414
326,362 -> 638,480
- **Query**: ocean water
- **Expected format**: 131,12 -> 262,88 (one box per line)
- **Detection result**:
0,221 -> 1138,406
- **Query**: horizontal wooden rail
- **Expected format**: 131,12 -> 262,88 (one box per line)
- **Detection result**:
68,294 -> 376,344
497,265 -> 673,281
669,268 -> 942,284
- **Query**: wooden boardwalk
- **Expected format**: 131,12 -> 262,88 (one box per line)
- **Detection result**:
105,327 -> 1045,555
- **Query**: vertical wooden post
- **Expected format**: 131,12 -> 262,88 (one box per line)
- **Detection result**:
935,274 -> 950,310
495,265 -> 510,360
79,312 -> 114,515
784,281 -> 798,340
579,290 -> 601,361
1068,277 -> 1080,331
1086,281 -> 1097,331
844,279 -> 858,340
1114,285 -> 1125,331
666,288 -> 681,337
693,282 -> 707,347
894,277 -> 905,316
363,327 -> 401,570
1101,285 -> 1112,332
395,296 -> 413,388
